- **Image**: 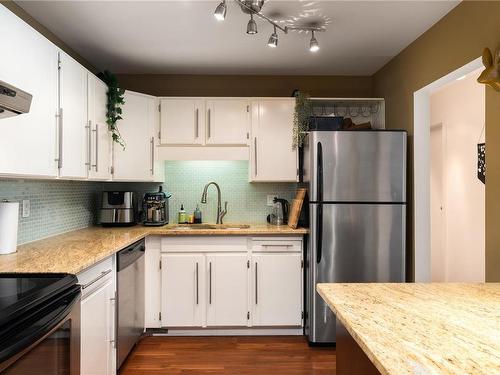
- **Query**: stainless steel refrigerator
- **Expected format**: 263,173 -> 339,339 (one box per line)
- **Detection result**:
303,130 -> 407,344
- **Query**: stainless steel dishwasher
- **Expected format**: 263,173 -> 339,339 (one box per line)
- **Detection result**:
117,238 -> 145,369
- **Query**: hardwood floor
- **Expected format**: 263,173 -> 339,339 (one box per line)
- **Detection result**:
119,336 -> 336,374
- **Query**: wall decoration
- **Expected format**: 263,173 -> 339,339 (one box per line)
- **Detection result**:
98,70 -> 126,148
477,47 -> 500,91
477,143 -> 486,184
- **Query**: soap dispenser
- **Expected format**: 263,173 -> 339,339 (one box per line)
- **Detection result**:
178,204 -> 187,224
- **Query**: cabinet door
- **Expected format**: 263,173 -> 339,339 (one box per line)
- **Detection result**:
161,254 -> 205,327
252,253 -> 302,326
0,7 -> 58,177
88,75 -> 112,180
206,99 -> 249,145
81,278 -> 115,375
250,99 -> 297,182
58,51 -> 88,179
206,254 -> 249,327
159,98 -> 204,145
113,91 -> 155,181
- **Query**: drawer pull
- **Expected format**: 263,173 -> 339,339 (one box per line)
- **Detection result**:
80,269 -> 112,290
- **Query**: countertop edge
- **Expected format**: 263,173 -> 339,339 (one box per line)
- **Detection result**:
316,283 -> 391,375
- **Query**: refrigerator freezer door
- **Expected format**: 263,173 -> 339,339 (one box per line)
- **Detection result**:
306,131 -> 407,203
306,202 -> 406,343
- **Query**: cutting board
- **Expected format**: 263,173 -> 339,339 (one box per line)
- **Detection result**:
288,188 -> 307,229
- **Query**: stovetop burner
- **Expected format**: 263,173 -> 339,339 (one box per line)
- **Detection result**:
0,273 -> 78,327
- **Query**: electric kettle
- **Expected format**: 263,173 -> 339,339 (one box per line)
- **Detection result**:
267,197 -> 290,226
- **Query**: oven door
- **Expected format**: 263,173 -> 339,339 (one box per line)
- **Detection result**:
0,287 -> 81,375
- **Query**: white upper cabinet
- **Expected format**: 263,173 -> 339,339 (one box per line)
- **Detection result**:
87,75 -> 112,180
58,51 -> 88,179
250,98 -> 297,182
112,90 -> 157,181
0,7 -> 58,177
205,99 -> 249,145
206,254 -> 249,327
159,98 -> 204,145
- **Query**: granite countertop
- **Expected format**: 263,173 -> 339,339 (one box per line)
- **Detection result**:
317,283 -> 500,375
0,224 -> 307,274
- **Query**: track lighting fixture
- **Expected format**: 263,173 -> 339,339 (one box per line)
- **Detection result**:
247,14 -> 258,34
214,1 -> 227,21
309,31 -> 320,52
267,26 -> 278,48
213,0 -> 326,52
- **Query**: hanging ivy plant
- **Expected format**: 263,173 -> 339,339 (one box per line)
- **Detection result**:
99,70 -> 126,149
292,91 -> 313,149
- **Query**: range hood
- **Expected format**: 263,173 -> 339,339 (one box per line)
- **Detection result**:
0,80 -> 32,119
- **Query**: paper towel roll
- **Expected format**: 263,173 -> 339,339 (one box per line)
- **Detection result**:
0,201 -> 19,255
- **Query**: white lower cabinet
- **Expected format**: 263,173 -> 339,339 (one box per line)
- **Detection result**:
157,236 -> 303,331
206,254 -> 249,327
161,253 -> 205,327
78,257 -> 116,375
251,253 -> 302,326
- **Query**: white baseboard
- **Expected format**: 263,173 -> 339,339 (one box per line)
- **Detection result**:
152,327 -> 303,336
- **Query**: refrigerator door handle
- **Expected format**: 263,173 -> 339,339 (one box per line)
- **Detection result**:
317,142 -> 323,201
316,204 -> 323,263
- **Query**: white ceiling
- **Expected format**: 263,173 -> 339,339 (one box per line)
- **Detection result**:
16,0 -> 459,75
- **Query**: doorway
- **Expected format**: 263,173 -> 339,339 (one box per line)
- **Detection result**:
413,58 -> 486,282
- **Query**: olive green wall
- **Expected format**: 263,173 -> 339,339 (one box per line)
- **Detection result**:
116,74 -> 373,98
372,1 -> 500,281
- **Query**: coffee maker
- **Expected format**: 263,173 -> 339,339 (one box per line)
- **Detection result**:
143,186 -> 170,226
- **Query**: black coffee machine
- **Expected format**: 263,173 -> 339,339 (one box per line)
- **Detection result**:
143,186 -> 171,226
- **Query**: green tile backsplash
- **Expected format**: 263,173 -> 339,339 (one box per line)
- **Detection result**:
0,161 -> 296,245
164,161 -> 297,224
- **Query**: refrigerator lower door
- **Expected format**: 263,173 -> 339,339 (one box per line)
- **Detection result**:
306,203 -> 406,344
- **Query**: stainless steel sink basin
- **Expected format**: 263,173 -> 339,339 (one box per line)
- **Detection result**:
171,224 -> 251,230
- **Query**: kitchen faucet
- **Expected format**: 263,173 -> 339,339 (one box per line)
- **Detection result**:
200,181 -> 228,224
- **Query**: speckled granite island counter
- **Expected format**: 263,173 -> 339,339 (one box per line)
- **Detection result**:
317,283 -> 500,375
0,224 -> 308,274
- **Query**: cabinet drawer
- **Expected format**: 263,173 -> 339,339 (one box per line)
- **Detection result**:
78,256 -> 114,296
161,236 -> 248,253
251,238 -> 302,253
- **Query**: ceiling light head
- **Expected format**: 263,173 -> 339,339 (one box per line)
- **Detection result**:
214,1 -> 227,21
309,31 -> 319,52
268,26 -> 278,47
247,14 -> 258,35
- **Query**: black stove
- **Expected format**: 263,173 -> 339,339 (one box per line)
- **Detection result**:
0,273 -> 80,374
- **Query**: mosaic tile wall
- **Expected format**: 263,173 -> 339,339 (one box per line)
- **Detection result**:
0,161 -> 296,244
0,179 -> 160,245
163,161 -> 297,224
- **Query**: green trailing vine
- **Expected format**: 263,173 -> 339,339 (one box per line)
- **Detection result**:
99,71 -> 126,149
292,91 -> 313,149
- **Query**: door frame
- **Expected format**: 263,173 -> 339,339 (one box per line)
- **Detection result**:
413,57 -> 482,281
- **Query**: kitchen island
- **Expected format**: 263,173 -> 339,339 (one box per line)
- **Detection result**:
317,283 -> 500,375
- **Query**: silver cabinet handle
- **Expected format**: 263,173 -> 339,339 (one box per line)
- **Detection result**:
207,108 -> 211,139
195,108 -> 199,138
92,124 -> 98,171
55,108 -> 63,169
254,137 -> 258,176
209,261 -> 212,305
255,262 -> 258,305
80,269 -> 112,290
85,120 -> 92,170
195,262 -> 199,305
150,137 -> 154,175
110,291 -> 117,349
